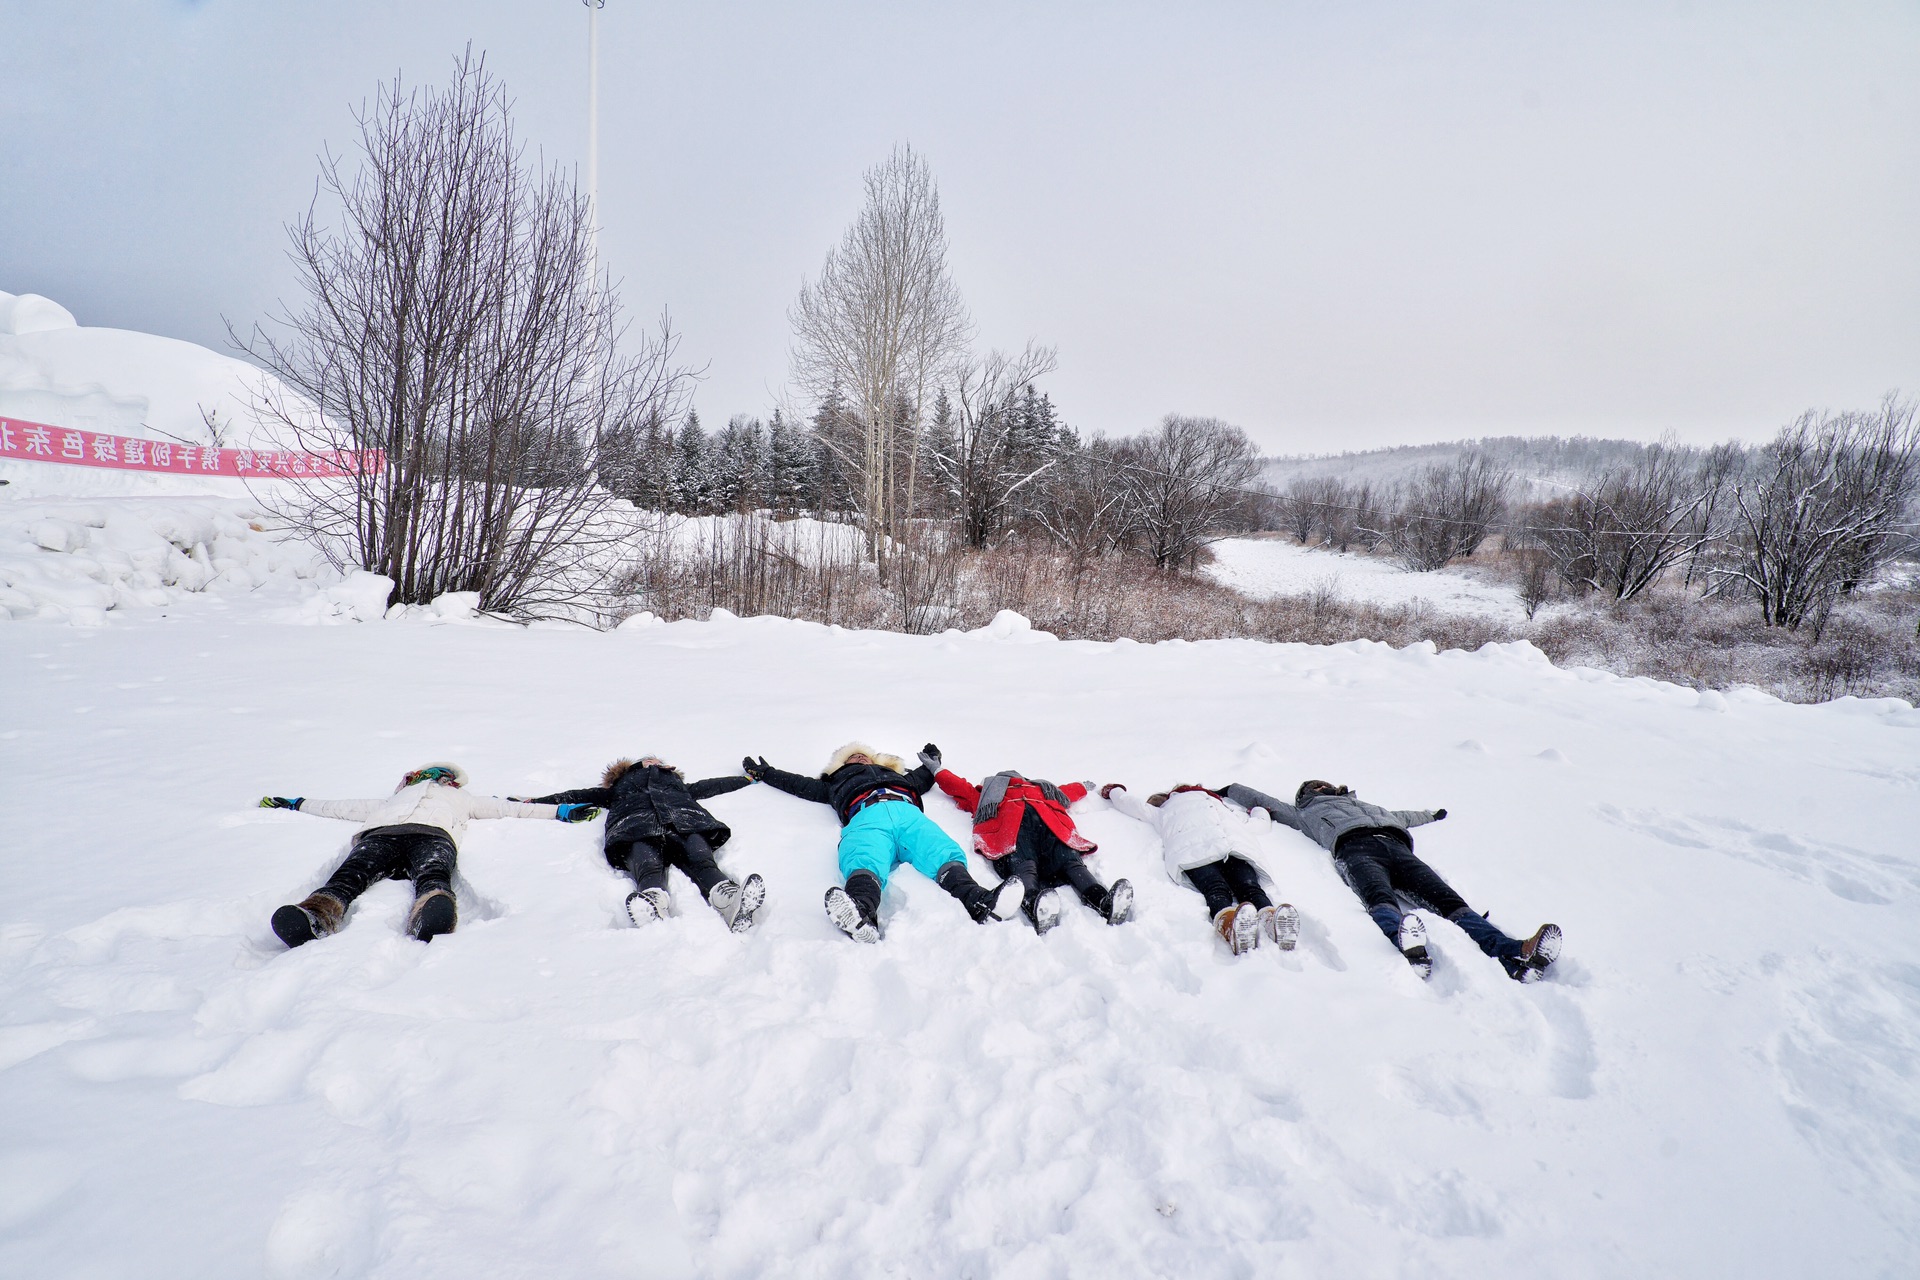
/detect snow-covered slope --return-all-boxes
[1206,535,1526,620]
[2,556,1916,1277]
[0,290,293,497]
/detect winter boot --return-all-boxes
[1259,903,1300,951]
[1213,903,1261,956]
[1398,913,1433,980]
[939,862,1023,924]
[1027,889,1063,936]
[824,871,882,944]
[408,888,457,942]
[1511,922,1562,981]
[271,891,346,949]
[709,874,766,934]
[625,887,674,928]
[1099,879,1135,925]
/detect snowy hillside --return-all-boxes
[1205,535,1526,621]
[3,528,1918,1278]
[0,290,293,498]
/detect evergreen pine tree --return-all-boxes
[671,410,711,513]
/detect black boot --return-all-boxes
[1098,879,1134,925]
[937,863,1022,923]
[824,870,883,943]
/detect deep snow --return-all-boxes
[3,535,1919,1277]
[1205,535,1526,621]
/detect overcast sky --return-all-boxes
[4,1,1916,454]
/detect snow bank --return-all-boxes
[0,289,304,497]
[2,574,1917,1277]
[1206,535,1526,620]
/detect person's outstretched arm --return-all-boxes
[1393,807,1446,828]
[1060,781,1094,806]
[901,744,942,796]
[1101,784,1156,827]
[462,795,572,821]
[266,796,384,822]
[934,769,981,814]
[743,757,830,804]
[518,786,612,807]
[690,775,753,801]
[1223,783,1301,830]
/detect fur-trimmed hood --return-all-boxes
[822,742,909,777]
[602,757,682,787]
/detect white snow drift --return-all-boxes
[2,560,1917,1278]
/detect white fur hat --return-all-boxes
[822,742,909,776]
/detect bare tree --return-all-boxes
[789,145,972,577]
[1523,443,1719,600]
[238,51,689,618]
[1386,452,1512,571]
[1113,415,1264,571]
[931,343,1061,547]
[1032,433,1134,569]
[1722,398,1919,635]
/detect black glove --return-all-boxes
[742,756,768,782]
[259,796,303,810]
[1433,808,1448,821]
[917,743,942,772]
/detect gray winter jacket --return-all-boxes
[1223,783,1441,854]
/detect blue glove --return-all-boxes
[259,796,303,810]
[555,804,601,823]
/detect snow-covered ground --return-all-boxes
[4,514,1918,1277]
[1206,535,1527,620]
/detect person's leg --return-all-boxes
[1183,862,1236,917]
[1186,860,1259,954]
[273,832,401,946]
[617,840,671,895]
[1331,838,1405,942]
[400,831,461,941]
[1219,856,1273,910]
[666,831,729,899]
[895,806,1018,922]
[675,832,765,932]
[1377,839,1523,961]
[825,808,894,942]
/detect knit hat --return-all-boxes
[402,762,469,790]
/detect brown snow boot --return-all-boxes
[1213,903,1261,956]
[272,891,346,948]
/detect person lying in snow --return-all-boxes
[932,757,1132,934]
[742,741,1022,942]
[1099,782,1299,956]
[260,762,597,947]
[516,756,765,932]
[1223,778,1560,981]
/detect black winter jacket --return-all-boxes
[756,760,937,826]
[531,764,750,850]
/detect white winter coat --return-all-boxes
[1106,786,1268,881]
[299,782,559,847]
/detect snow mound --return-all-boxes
[0,497,346,624]
[0,289,307,497]
[0,291,78,335]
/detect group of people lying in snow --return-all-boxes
[260,742,1562,982]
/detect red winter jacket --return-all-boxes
[935,771,1097,859]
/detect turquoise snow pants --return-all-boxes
[837,801,965,887]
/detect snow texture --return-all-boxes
[1206,535,1527,620]
[4,523,1919,1277]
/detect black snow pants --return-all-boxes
[320,823,457,907]
[1333,831,1518,958]
[992,806,1107,917]
[1182,856,1272,918]
[610,831,728,900]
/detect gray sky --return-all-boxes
[4,1,1916,453]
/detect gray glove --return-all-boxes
[917,743,942,773]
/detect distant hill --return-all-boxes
[1260,436,1673,499]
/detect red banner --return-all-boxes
[0,416,380,478]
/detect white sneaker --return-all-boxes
[1398,913,1432,979]
[625,887,673,927]
[1260,903,1300,951]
